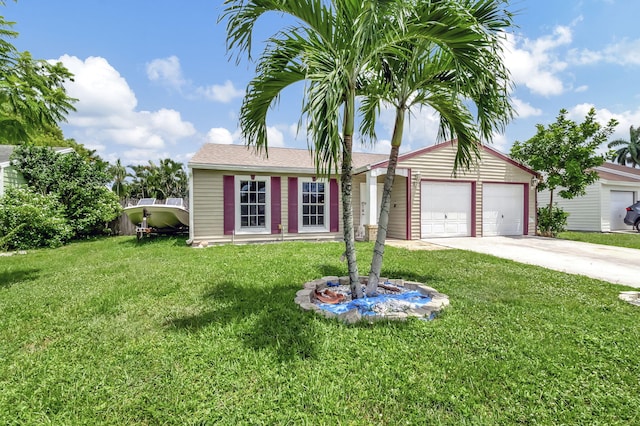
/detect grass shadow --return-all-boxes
[165,280,319,362]
[0,268,40,289]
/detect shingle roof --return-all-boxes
[598,162,640,177]
[189,143,388,172]
[594,162,640,183]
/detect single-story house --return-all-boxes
[187,141,538,246]
[538,162,640,232]
[0,145,74,197]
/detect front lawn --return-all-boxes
[558,230,640,250]
[1,237,639,424]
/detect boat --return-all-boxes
[123,198,189,230]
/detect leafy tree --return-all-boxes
[0,10,76,143]
[362,1,514,295]
[510,108,617,236]
[608,125,640,168]
[0,186,72,250]
[223,0,431,298]
[10,145,121,238]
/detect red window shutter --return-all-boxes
[271,176,281,234]
[330,178,339,232]
[223,175,235,235]
[288,177,298,234]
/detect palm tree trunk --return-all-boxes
[366,106,404,296]
[342,88,363,299]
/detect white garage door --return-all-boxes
[482,183,524,236]
[610,191,634,230]
[421,182,471,238]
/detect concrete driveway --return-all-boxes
[421,236,640,288]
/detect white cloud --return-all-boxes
[570,38,640,66]
[59,55,137,116]
[56,55,197,165]
[146,56,186,90]
[512,97,543,118]
[266,126,285,147]
[502,27,572,97]
[197,80,245,103]
[574,85,588,93]
[206,127,235,145]
[564,103,640,154]
[146,56,245,103]
[359,138,393,155]
[489,132,509,153]
[144,109,195,141]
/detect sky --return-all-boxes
[4,0,640,166]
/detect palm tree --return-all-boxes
[157,158,188,198]
[608,125,640,167]
[361,0,515,295]
[222,0,409,298]
[108,159,129,199]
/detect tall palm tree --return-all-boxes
[157,158,188,198]
[361,0,515,295]
[222,0,408,298]
[608,125,640,168]
[108,158,129,199]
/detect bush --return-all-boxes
[0,187,72,250]
[10,145,122,238]
[537,205,569,237]
[65,185,121,237]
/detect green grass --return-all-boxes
[558,231,640,249]
[1,237,639,424]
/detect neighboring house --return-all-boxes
[538,162,640,232]
[188,142,538,246]
[0,145,74,197]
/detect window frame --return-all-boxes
[234,175,271,235]
[298,177,329,233]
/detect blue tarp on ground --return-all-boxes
[316,290,432,316]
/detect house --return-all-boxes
[0,145,74,197]
[538,162,640,232]
[187,141,539,246]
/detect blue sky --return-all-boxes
[4,0,640,165]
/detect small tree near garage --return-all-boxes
[510,108,617,236]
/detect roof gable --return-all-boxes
[367,140,538,176]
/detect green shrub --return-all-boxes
[0,187,72,249]
[10,145,122,238]
[537,205,569,237]
[65,185,121,236]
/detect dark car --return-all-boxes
[624,201,640,231]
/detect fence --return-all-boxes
[108,198,138,236]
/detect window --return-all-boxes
[299,179,328,231]
[235,176,270,234]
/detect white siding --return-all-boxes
[538,184,601,231]
[539,183,640,232]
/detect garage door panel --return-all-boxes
[610,191,634,230]
[482,184,524,236]
[421,182,471,238]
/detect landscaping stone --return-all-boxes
[294,275,449,323]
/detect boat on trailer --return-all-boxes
[123,198,189,238]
